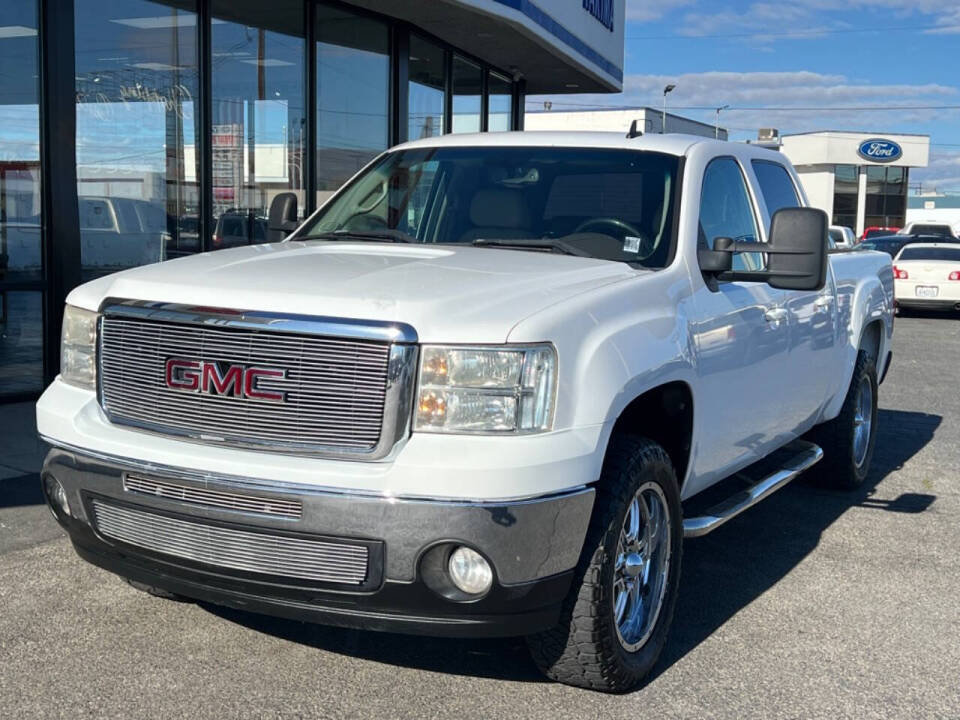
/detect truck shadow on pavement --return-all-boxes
[0,473,44,509]
[201,408,940,686]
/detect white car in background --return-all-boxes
[897,222,957,239]
[893,243,960,313]
[829,225,856,249]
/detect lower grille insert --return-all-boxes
[123,474,302,519]
[90,499,368,585]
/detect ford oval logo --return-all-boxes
[858,138,902,163]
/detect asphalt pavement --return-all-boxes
[1,314,958,719]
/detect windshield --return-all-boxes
[898,246,960,261]
[907,224,954,237]
[298,146,680,267]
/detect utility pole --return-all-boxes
[661,84,676,134]
[715,104,729,140]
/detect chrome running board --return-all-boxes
[683,440,823,538]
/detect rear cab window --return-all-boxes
[751,160,800,219]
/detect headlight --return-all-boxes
[415,344,556,434]
[61,305,99,390]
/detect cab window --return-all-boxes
[752,160,800,219]
[698,157,762,271]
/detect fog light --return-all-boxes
[448,546,493,595]
[43,474,71,518]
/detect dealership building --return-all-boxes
[776,130,930,237]
[0,0,625,400]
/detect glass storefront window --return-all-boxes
[408,36,445,141]
[316,5,389,207]
[0,1,42,287]
[452,56,482,134]
[0,1,43,395]
[831,164,858,230]
[864,165,908,229]
[487,71,513,132]
[75,0,200,279]
[211,0,305,249]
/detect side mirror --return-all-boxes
[698,207,828,292]
[765,207,829,291]
[268,192,299,242]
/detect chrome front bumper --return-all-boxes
[41,446,595,637]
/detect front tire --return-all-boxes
[526,436,682,692]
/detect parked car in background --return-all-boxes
[829,225,856,249]
[212,210,269,248]
[898,222,957,239]
[892,243,960,313]
[2,196,167,282]
[860,226,900,242]
[856,233,958,258]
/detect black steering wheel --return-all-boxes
[572,217,656,259]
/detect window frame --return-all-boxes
[698,155,767,272]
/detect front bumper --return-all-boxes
[42,447,595,638]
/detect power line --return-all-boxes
[625,23,960,40]
[527,101,960,113]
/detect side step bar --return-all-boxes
[683,440,824,538]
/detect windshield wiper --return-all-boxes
[472,237,593,258]
[297,229,417,243]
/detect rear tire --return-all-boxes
[526,435,682,692]
[809,350,878,490]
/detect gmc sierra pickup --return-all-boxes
[37,132,894,692]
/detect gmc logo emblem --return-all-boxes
[164,358,287,402]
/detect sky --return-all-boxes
[529,0,960,193]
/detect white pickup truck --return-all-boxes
[37,132,894,692]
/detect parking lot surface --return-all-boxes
[2,314,958,719]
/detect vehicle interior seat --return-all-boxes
[458,188,535,243]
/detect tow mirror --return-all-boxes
[698,207,829,291]
[268,192,299,242]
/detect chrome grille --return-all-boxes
[99,316,392,453]
[90,498,369,584]
[123,474,302,519]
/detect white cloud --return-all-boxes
[528,70,960,142]
[913,149,960,192]
[625,0,694,23]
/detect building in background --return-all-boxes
[777,131,930,237]
[525,106,728,139]
[906,193,960,232]
[0,0,625,400]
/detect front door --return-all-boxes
[686,156,792,495]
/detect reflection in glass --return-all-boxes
[211,0,305,249]
[316,5,388,207]
[0,1,42,284]
[75,0,200,279]
[0,292,43,394]
[487,72,512,132]
[452,56,482,134]
[408,36,445,141]
[832,164,859,230]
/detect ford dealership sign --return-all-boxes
[857,139,903,163]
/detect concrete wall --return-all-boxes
[794,165,836,222]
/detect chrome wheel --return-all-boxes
[852,376,873,468]
[612,481,671,652]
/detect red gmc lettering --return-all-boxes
[201,363,243,397]
[165,358,286,402]
[165,358,201,391]
[244,368,286,402]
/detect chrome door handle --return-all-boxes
[814,295,834,312]
[764,308,788,324]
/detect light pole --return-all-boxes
[715,104,729,139]
[661,84,676,134]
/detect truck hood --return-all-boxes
[68,241,640,343]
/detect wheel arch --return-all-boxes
[604,381,694,491]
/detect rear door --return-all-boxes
[751,160,839,430]
[688,156,791,493]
